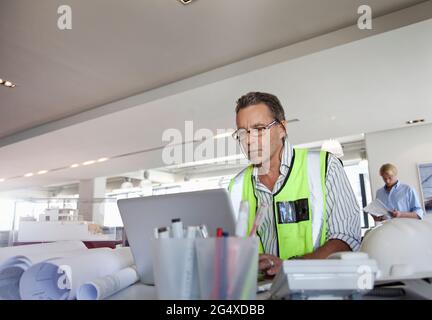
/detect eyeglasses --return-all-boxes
[232,119,279,141]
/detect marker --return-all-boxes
[186,226,197,239]
[157,227,169,239]
[212,227,223,298]
[198,225,209,238]
[153,227,159,239]
[171,218,184,238]
[216,228,223,238]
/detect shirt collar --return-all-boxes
[384,180,400,192]
[252,138,292,178]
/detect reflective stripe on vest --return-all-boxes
[308,151,325,250]
[229,148,328,259]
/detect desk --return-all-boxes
[107,283,425,300]
[107,283,157,300]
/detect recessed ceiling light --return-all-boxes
[70,163,79,168]
[97,157,108,162]
[37,170,48,175]
[178,0,194,5]
[286,118,300,123]
[83,160,95,166]
[406,119,425,125]
[213,131,234,140]
[24,173,34,177]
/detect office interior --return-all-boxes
[1,0,432,300]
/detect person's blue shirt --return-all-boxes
[376,181,424,219]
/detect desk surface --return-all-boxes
[107,283,157,300]
[107,283,424,300]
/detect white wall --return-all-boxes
[365,123,432,208]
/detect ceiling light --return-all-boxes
[286,118,300,123]
[97,157,108,162]
[70,164,79,168]
[321,139,344,158]
[213,131,235,140]
[0,178,5,182]
[0,78,16,88]
[83,160,95,166]
[406,119,425,125]
[37,170,48,175]
[121,179,134,189]
[178,0,194,4]
[24,173,34,177]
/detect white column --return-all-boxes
[78,177,107,225]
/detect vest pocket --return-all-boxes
[277,221,310,259]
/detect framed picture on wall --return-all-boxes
[418,162,432,215]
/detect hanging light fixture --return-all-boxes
[321,139,344,158]
[121,178,134,189]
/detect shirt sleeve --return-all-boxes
[325,154,362,251]
[409,187,424,219]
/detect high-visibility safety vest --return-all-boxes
[228,148,329,260]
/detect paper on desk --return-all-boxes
[0,256,31,300]
[76,266,139,300]
[19,247,134,300]
[0,240,87,264]
[0,241,88,300]
[363,199,392,219]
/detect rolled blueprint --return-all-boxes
[0,241,88,300]
[0,240,87,263]
[19,247,133,300]
[76,266,139,300]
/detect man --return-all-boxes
[228,92,361,277]
[375,163,423,221]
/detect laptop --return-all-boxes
[117,188,236,284]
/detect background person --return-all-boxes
[374,163,424,222]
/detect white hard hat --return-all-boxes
[360,217,432,281]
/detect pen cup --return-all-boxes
[151,238,200,299]
[195,237,259,300]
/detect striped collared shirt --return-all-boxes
[252,139,361,256]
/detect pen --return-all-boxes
[249,205,265,237]
[171,218,184,238]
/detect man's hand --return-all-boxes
[373,215,387,222]
[391,210,403,218]
[390,210,420,219]
[258,254,282,277]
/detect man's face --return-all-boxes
[235,103,286,166]
[381,172,397,188]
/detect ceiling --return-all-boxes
[0,0,427,138]
[0,1,432,193]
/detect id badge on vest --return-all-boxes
[276,199,309,224]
